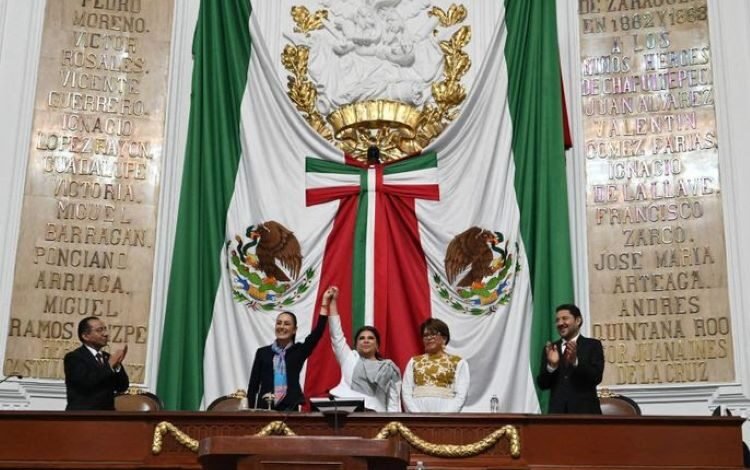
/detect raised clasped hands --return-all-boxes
[323,286,339,304]
[320,286,339,316]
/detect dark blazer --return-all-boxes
[64,345,129,411]
[536,335,604,414]
[247,315,328,411]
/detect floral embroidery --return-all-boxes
[413,353,462,388]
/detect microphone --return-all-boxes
[327,390,339,435]
[0,375,23,385]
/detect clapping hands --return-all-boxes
[108,344,128,369]
[544,341,559,368]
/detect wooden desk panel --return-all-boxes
[199,435,410,470]
[0,412,744,469]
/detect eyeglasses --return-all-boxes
[422,332,442,339]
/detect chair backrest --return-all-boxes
[206,390,247,411]
[114,389,163,412]
[598,389,641,416]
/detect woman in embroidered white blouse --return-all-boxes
[402,318,470,412]
[321,286,402,412]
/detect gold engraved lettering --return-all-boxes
[33,246,128,269]
[617,294,700,316]
[44,223,148,246]
[54,180,137,202]
[4,0,169,381]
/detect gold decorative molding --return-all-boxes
[151,419,520,458]
[255,420,297,437]
[374,421,521,458]
[151,420,297,454]
[597,388,618,398]
[152,421,199,454]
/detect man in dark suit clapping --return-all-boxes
[64,316,129,410]
[536,304,604,414]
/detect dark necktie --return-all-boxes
[95,352,104,366]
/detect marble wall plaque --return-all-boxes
[579,0,734,385]
[3,0,174,383]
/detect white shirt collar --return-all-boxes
[562,334,580,348]
[84,344,100,357]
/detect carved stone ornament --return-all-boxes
[283,1,471,162]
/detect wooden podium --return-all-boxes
[198,435,410,470]
[0,411,746,469]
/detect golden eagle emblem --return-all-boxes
[445,226,504,288]
[228,221,314,311]
[434,226,520,315]
[245,221,302,283]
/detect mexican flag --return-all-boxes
[157,0,573,412]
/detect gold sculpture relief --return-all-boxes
[327,100,424,161]
[283,3,472,162]
[421,24,471,139]
[281,45,332,140]
[291,6,328,34]
[429,4,468,27]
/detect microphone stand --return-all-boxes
[329,393,339,435]
[262,393,275,411]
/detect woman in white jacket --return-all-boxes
[321,286,401,412]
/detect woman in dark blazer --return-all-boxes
[247,309,328,410]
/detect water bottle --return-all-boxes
[489,394,499,413]
[415,461,426,470]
